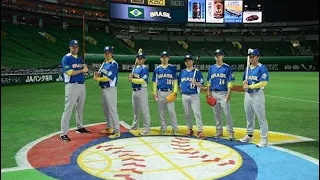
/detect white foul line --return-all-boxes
[265,95,319,104]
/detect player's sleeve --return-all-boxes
[259,65,269,82]
[227,66,235,83]
[197,71,204,86]
[152,68,157,82]
[140,67,149,84]
[62,56,73,75]
[106,63,118,80]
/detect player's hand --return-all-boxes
[225,93,231,101]
[243,84,250,89]
[191,79,196,85]
[94,72,100,76]
[153,94,158,101]
[93,75,98,81]
[82,66,89,73]
[243,80,248,85]
[128,74,133,82]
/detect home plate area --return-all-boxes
[26,123,318,180]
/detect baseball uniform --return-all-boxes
[60,40,90,141]
[95,46,121,139]
[240,49,269,147]
[207,49,235,139]
[178,54,205,138]
[152,51,178,134]
[130,53,151,135]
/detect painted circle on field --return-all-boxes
[77,136,242,180]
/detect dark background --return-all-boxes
[244,0,319,22]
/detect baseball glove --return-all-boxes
[206,95,217,106]
[166,92,177,103]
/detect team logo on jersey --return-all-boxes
[248,75,258,81]
[262,73,267,79]
[72,64,83,68]
[128,7,144,19]
[211,73,227,79]
[157,73,173,79]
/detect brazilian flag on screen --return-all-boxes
[128,7,144,19]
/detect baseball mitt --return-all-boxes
[166,92,177,103]
[206,95,217,106]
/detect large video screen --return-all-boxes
[206,0,224,23]
[224,0,243,23]
[110,3,187,23]
[188,0,206,22]
[243,11,262,23]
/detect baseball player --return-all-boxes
[240,49,269,148]
[152,51,179,135]
[206,49,235,140]
[60,39,91,142]
[128,52,151,135]
[93,46,121,139]
[178,54,205,139]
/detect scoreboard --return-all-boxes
[110,0,262,24]
[111,0,185,7]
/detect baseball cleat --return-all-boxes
[139,131,151,136]
[185,129,194,137]
[240,135,253,143]
[76,128,91,134]
[213,132,223,138]
[256,140,268,148]
[108,132,121,139]
[197,131,206,139]
[172,130,179,136]
[228,134,235,141]
[100,128,113,134]
[60,135,71,142]
[129,126,138,130]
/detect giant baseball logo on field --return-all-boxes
[7,122,319,180]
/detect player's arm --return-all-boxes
[63,57,85,76]
[152,69,157,95]
[131,68,148,85]
[227,66,235,94]
[96,64,116,82]
[172,68,178,94]
[249,65,269,89]
[195,71,204,87]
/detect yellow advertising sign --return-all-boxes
[148,0,165,6]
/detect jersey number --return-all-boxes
[219,79,225,85]
[167,79,172,85]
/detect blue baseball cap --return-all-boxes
[184,54,193,61]
[104,46,113,53]
[136,52,146,59]
[160,51,169,57]
[214,49,224,55]
[248,49,260,56]
[69,40,79,46]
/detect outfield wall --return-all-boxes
[85,54,317,72]
[1,72,94,86]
